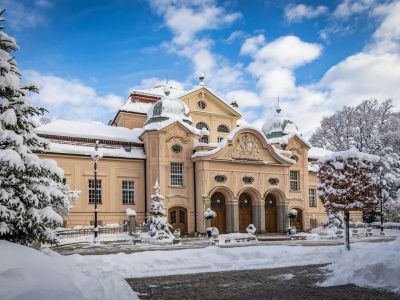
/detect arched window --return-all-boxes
[217,124,230,133]
[196,122,209,130]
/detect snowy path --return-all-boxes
[127,264,400,300]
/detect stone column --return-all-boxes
[277,204,289,233]
[128,215,136,236]
[226,202,239,233]
[252,204,265,233]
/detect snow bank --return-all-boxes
[0,241,136,300]
[321,238,400,294]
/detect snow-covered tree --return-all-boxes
[317,148,378,250]
[146,180,173,241]
[0,11,69,246]
[377,148,400,223]
[310,99,399,155]
[323,211,344,230]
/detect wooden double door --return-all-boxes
[265,194,278,233]
[239,193,253,232]
[169,207,188,233]
[211,192,226,234]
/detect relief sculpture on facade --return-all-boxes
[166,126,191,144]
[232,133,262,161]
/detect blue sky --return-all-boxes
[3,0,400,137]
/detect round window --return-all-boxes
[197,101,206,109]
[242,176,254,184]
[268,178,279,185]
[214,175,227,183]
[171,144,182,153]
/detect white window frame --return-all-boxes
[122,180,135,204]
[88,179,102,204]
[309,188,317,207]
[170,162,184,187]
[290,170,299,191]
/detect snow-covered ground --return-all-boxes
[1,239,399,299]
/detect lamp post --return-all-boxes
[91,140,102,240]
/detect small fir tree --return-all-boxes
[317,148,378,250]
[0,10,69,246]
[146,180,173,241]
[323,211,344,230]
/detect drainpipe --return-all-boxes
[193,161,197,233]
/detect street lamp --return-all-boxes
[91,140,103,240]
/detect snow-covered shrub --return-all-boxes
[0,15,70,246]
[146,181,173,241]
[204,208,217,220]
[288,209,298,218]
[246,224,256,235]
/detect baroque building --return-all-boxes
[36,77,361,233]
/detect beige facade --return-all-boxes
[37,84,361,233]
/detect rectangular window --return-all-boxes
[217,137,224,143]
[310,218,318,229]
[309,188,317,207]
[290,171,299,191]
[122,180,135,204]
[170,162,184,186]
[88,179,102,204]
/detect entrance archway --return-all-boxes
[239,193,253,232]
[265,194,278,233]
[169,206,188,233]
[211,192,226,233]
[290,208,303,231]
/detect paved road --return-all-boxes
[126,264,400,300]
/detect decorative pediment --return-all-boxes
[165,125,191,144]
[231,133,262,161]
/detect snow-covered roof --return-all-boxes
[36,120,143,144]
[130,84,241,117]
[192,125,295,164]
[119,99,154,114]
[132,85,186,99]
[46,143,146,159]
[308,162,319,173]
[142,116,200,135]
[262,105,299,138]
[308,147,333,160]
[268,132,312,148]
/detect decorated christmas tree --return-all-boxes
[146,180,173,241]
[0,10,70,246]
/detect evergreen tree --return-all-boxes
[0,10,69,246]
[146,180,173,241]
[318,148,378,250]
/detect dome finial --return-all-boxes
[198,71,205,86]
[276,97,282,114]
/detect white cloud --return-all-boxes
[24,70,124,122]
[225,89,263,108]
[133,77,185,90]
[1,0,49,30]
[149,0,243,93]
[241,34,322,101]
[240,34,265,55]
[333,0,376,19]
[284,3,328,23]
[225,30,246,43]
